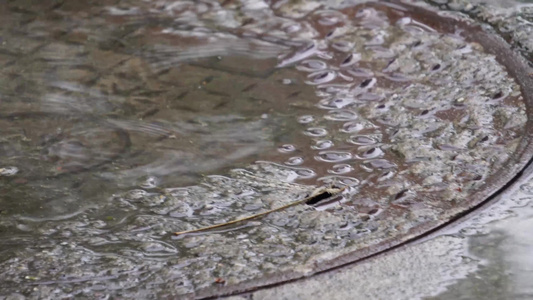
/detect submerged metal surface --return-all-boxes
[227,161,533,300]
[0,0,532,299]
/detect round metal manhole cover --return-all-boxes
[1,1,532,299]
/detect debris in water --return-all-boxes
[173,185,347,236]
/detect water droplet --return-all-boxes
[396,17,435,33]
[304,127,328,137]
[382,73,411,82]
[285,157,304,166]
[337,72,354,82]
[364,159,396,169]
[315,151,352,162]
[298,115,315,124]
[307,70,336,85]
[340,53,361,68]
[311,140,334,150]
[278,42,318,68]
[324,109,358,121]
[356,147,384,159]
[331,41,354,52]
[278,144,296,153]
[297,59,328,72]
[359,78,376,88]
[318,175,359,186]
[340,122,364,133]
[329,164,354,174]
[318,98,354,109]
[360,164,374,172]
[294,168,316,179]
[358,93,383,101]
[348,135,379,145]
[347,67,374,78]
[317,52,333,60]
[378,170,395,181]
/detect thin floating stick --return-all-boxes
[174,185,348,236]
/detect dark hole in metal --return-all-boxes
[368,208,379,215]
[360,78,373,87]
[366,148,376,154]
[316,72,329,79]
[342,54,353,65]
[305,190,336,205]
[394,189,408,200]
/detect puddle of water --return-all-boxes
[0,0,321,221]
[0,0,531,299]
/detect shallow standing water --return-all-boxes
[0,0,532,299]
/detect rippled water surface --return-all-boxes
[0,0,530,298]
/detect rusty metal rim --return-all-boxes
[191,1,533,299]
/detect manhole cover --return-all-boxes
[1,1,532,299]
[163,2,533,298]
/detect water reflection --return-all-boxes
[0,0,321,221]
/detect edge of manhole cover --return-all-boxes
[192,2,533,299]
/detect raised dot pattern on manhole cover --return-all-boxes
[1,1,532,299]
